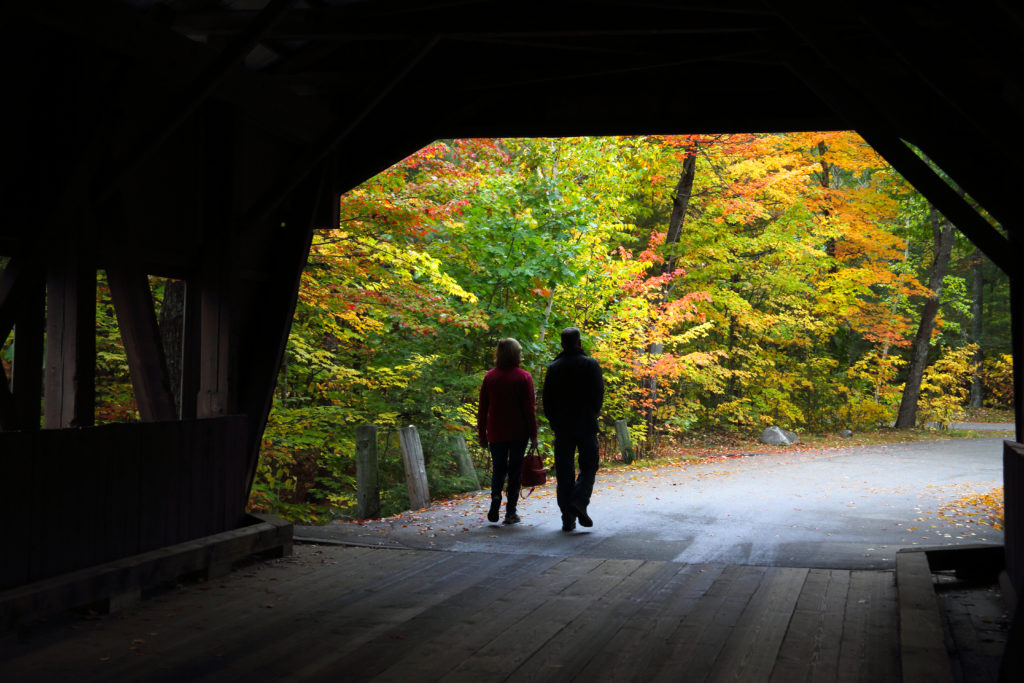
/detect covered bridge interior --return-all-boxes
[2,0,1024,674]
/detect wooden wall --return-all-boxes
[1006,441,1024,594]
[0,416,249,591]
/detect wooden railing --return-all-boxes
[0,416,249,590]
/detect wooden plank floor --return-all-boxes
[0,545,902,682]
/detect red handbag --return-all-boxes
[520,445,547,490]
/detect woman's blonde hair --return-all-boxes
[494,338,523,369]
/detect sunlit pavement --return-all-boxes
[297,437,1007,569]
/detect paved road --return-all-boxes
[297,437,1006,570]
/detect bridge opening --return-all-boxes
[245,133,1011,532]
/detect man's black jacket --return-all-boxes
[542,349,604,434]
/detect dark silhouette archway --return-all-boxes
[1,3,1022,649]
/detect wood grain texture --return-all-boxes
[0,547,932,682]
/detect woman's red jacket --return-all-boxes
[477,367,539,444]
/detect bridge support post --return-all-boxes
[399,425,431,510]
[615,419,635,464]
[44,259,96,429]
[356,424,381,519]
[451,434,481,490]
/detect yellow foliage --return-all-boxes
[918,345,976,427]
[937,486,1003,530]
[981,353,1013,409]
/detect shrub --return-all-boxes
[918,345,975,428]
[981,353,1013,409]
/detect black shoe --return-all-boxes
[503,512,520,525]
[561,514,576,532]
[487,497,501,523]
[572,502,593,527]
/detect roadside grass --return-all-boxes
[602,424,1014,472]
[960,406,1014,423]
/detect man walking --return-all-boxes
[543,327,604,531]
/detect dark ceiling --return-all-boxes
[3,0,1021,271]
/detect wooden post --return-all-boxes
[1008,269,1024,611]
[196,277,234,418]
[44,260,96,429]
[398,425,430,510]
[157,278,186,416]
[355,425,381,519]
[1005,442,1024,595]
[12,268,44,430]
[615,419,635,464]
[450,434,481,490]
[0,373,15,430]
[1012,271,1024,444]
[0,260,20,430]
[196,102,237,420]
[178,279,202,420]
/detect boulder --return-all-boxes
[840,429,853,438]
[760,426,798,446]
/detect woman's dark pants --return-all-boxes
[489,440,528,510]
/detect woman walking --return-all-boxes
[477,338,539,524]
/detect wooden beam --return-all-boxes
[167,3,779,38]
[44,262,96,429]
[896,551,955,683]
[107,268,176,422]
[856,131,1015,276]
[237,163,330,495]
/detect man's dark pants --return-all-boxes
[553,428,600,515]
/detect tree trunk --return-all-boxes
[817,141,837,263]
[644,146,698,444]
[969,255,984,407]
[663,149,698,275]
[537,286,557,346]
[894,206,956,428]
[537,140,562,348]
